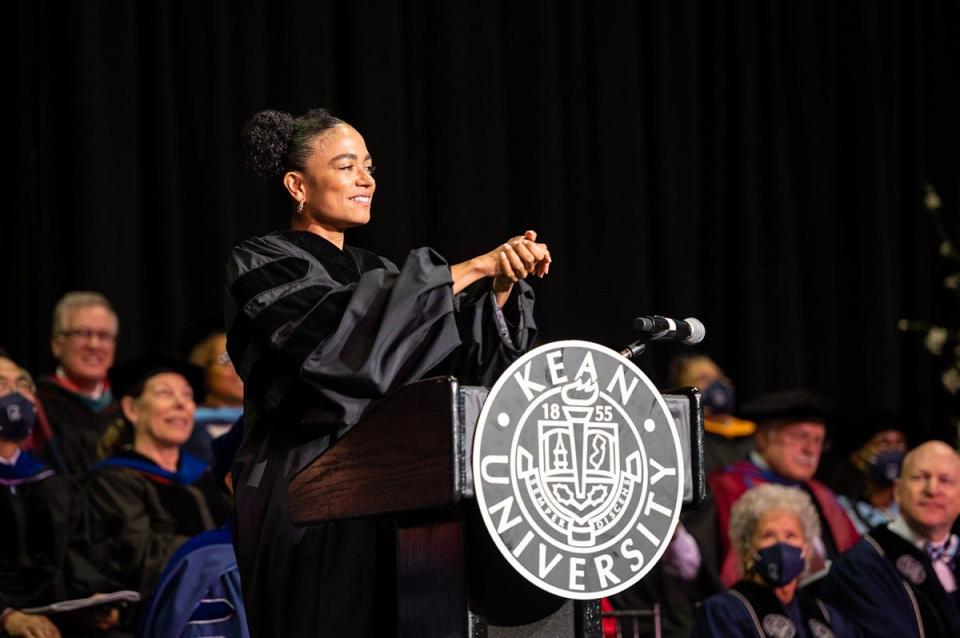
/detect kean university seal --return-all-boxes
[473,340,684,599]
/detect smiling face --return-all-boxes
[896,441,960,542]
[122,372,196,450]
[51,304,118,387]
[287,124,375,233]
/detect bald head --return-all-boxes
[896,441,960,542]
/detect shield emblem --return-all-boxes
[535,405,621,546]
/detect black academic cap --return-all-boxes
[832,408,907,454]
[108,351,205,403]
[740,389,836,426]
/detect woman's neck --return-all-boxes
[134,439,180,472]
[290,217,344,249]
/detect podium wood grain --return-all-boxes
[288,377,461,525]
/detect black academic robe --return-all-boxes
[822,524,960,638]
[71,449,231,605]
[225,230,536,638]
[691,580,856,638]
[0,451,69,609]
[35,378,121,481]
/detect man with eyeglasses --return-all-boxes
[35,291,122,479]
[709,390,860,587]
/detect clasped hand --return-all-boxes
[486,230,552,293]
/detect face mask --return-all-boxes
[702,379,736,415]
[0,392,36,441]
[868,450,905,485]
[751,542,806,586]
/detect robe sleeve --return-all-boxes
[228,239,528,428]
[72,470,188,597]
[434,278,536,386]
[820,544,922,638]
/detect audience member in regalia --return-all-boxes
[668,353,756,476]
[0,356,122,636]
[0,356,70,613]
[691,484,856,638]
[35,292,122,480]
[71,353,231,627]
[137,419,247,638]
[709,390,859,586]
[822,440,960,637]
[821,410,907,534]
[180,328,244,465]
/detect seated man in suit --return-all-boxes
[710,390,859,586]
[822,440,960,637]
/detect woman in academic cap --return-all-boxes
[691,484,856,638]
[71,353,232,615]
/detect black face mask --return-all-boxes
[0,392,36,441]
[702,379,736,415]
[868,450,905,486]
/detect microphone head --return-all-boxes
[682,317,706,345]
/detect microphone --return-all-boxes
[632,315,706,345]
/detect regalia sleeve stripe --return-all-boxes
[230,256,309,309]
[279,287,355,366]
[251,283,338,344]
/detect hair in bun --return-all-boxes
[241,108,346,180]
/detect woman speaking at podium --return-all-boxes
[225,108,550,637]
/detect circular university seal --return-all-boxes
[472,340,685,599]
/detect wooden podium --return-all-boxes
[288,377,602,638]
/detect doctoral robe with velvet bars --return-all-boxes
[225,229,536,637]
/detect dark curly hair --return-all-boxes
[241,108,347,180]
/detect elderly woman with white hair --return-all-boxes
[691,484,856,637]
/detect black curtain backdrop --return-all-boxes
[8,1,960,440]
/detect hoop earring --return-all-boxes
[297,200,304,216]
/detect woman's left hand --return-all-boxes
[492,230,551,294]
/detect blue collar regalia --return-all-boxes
[0,450,55,486]
[94,450,208,485]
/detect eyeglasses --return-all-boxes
[58,329,118,343]
[0,376,36,395]
[210,351,232,367]
[778,428,827,449]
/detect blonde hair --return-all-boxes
[97,418,133,460]
[188,332,225,368]
[52,291,117,336]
